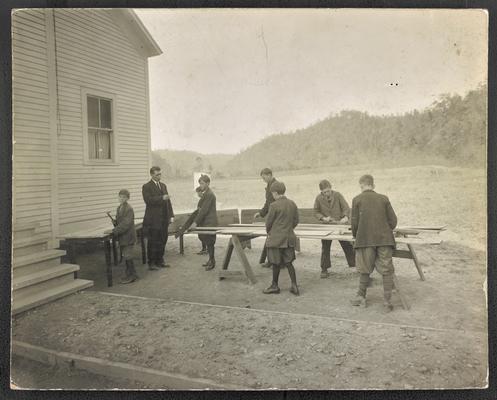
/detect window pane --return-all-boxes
[87,96,99,127]
[88,129,98,159]
[100,99,112,129]
[98,131,111,159]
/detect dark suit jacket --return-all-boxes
[265,196,299,248]
[259,177,278,218]
[313,191,351,221]
[113,202,137,246]
[351,190,397,248]
[195,187,218,227]
[142,180,174,231]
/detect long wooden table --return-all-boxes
[188,224,444,284]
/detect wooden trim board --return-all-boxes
[12,340,240,390]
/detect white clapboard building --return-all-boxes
[12,9,161,313]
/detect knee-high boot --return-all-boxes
[263,265,281,294]
[205,244,215,270]
[286,263,299,296]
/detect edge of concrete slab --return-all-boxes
[11,340,241,390]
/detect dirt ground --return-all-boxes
[11,166,487,390]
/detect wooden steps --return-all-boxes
[12,223,93,315]
[12,280,93,315]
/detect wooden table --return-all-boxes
[189,225,444,283]
[58,222,146,287]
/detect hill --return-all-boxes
[223,85,486,176]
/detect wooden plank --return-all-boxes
[392,250,413,259]
[407,244,425,281]
[12,340,238,390]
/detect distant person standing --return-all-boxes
[195,186,208,255]
[253,168,278,268]
[142,166,174,270]
[314,179,356,278]
[350,174,398,312]
[190,175,218,270]
[262,181,300,296]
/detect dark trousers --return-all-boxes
[147,226,168,265]
[199,234,216,261]
[321,240,355,270]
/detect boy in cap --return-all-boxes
[190,175,218,270]
[112,189,138,284]
[263,181,300,296]
[314,179,356,278]
[350,175,397,312]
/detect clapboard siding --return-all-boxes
[12,9,53,242]
[54,9,150,231]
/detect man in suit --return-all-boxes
[314,179,356,278]
[142,166,174,270]
[350,174,398,312]
[190,175,218,270]
[253,168,278,268]
[263,181,300,296]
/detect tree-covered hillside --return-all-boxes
[223,85,486,176]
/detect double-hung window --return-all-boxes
[82,89,117,164]
[87,96,112,160]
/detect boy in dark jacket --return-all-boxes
[263,181,300,296]
[313,179,356,278]
[350,175,397,311]
[195,186,208,255]
[254,168,278,268]
[190,175,218,270]
[113,189,138,284]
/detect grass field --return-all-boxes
[167,165,486,250]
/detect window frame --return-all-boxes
[81,88,119,166]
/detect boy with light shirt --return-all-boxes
[313,179,356,278]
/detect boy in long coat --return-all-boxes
[313,179,356,278]
[142,166,174,270]
[263,181,300,296]
[350,174,398,311]
[113,189,138,284]
[190,175,218,270]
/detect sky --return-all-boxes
[135,9,488,155]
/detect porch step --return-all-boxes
[12,279,93,315]
[12,264,79,291]
[13,249,67,269]
[13,236,48,257]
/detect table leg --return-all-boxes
[140,229,146,265]
[112,236,119,266]
[232,235,257,284]
[180,234,184,255]
[222,238,234,270]
[104,239,113,287]
[407,244,425,281]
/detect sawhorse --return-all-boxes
[218,234,258,284]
